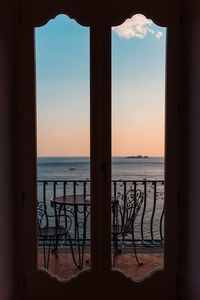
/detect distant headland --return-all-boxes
[125,155,149,159]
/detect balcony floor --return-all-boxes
[38,251,163,281]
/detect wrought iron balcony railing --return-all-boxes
[37,180,164,248]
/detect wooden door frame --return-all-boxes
[18,0,181,299]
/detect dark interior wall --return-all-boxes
[181,0,200,299]
[0,1,19,299]
[1,0,200,299]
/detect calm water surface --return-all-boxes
[37,156,164,180]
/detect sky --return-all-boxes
[35,14,166,157]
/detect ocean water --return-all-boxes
[37,156,164,181]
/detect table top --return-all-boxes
[51,195,117,205]
[51,195,90,205]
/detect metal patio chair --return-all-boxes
[37,201,72,269]
[112,189,144,267]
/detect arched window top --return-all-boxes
[24,0,173,28]
[109,0,173,27]
[28,0,94,28]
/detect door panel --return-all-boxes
[111,14,166,280]
[20,1,178,299]
[35,14,91,280]
[21,5,97,299]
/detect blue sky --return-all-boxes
[35,14,166,156]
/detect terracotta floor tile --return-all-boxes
[38,251,163,281]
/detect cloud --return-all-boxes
[155,31,163,39]
[112,14,163,40]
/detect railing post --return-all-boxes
[83,181,86,199]
[63,181,66,197]
[150,181,157,243]
[159,181,165,242]
[53,181,58,228]
[73,181,76,197]
[122,181,127,229]
[114,181,117,199]
[43,181,48,226]
[141,181,147,244]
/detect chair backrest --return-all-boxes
[37,201,73,234]
[112,189,144,234]
[37,201,49,233]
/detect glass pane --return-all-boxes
[111,14,166,280]
[35,15,90,280]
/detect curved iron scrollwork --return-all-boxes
[112,189,144,266]
[37,200,73,269]
[49,199,91,269]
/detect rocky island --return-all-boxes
[125,155,149,159]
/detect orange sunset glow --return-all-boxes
[36,15,166,158]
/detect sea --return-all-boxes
[37,156,165,244]
[37,156,164,181]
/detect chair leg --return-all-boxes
[67,233,81,269]
[51,236,59,257]
[55,236,59,258]
[46,237,51,270]
[47,237,52,269]
[43,239,46,269]
[112,234,119,267]
[132,231,143,266]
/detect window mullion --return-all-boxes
[90,23,111,278]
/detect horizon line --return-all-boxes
[37,155,165,158]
